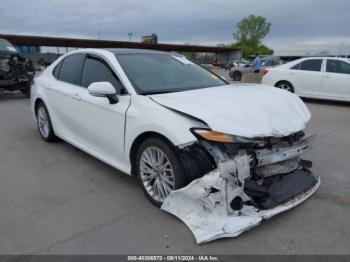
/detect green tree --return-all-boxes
[233,15,273,57]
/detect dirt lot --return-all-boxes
[0,92,349,255]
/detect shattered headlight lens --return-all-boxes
[191,128,267,145]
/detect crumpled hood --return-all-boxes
[149,84,311,138]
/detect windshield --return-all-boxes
[115,53,227,94]
[0,39,17,53]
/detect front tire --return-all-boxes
[36,102,57,142]
[136,137,187,207]
[20,84,31,98]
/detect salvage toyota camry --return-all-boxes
[31,49,320,243]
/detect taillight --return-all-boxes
[263,69,269,76]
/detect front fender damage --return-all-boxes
[161,136,320,244]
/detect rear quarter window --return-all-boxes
[291,63,301,70]
[52,62,62,79]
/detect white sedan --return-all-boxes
[31,49,319,242]
[262,57,350,102]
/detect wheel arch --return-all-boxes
[33,98,57,132]
[34,98,44,116]
[129,131,178,176]
[275,80,296,93]
[232,70,242,76]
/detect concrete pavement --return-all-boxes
[0,93,349,254]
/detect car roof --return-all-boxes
[106,48,170,55]
[277,56,350,69]
[300,57,349,61]
[53,48,174,65]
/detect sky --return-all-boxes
[1,0,350,53]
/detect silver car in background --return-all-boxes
[229,56,284,81]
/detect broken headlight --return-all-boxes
[191,128,267,146]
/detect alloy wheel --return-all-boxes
[37,107,50,138]
[139,146,175,203]
[278,83,292,92]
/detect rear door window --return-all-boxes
[299,59,322,72]
[57,54,84,85]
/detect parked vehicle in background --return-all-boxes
[229,56,283,81]
[201,63,214,70]
[211,59,226,68]
[262,57,350,102]
[227,58,251,71]
[0,38,35,97]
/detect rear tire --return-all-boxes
[232,71,242,81]
[136,137,187,207]
[36,102,57,142]
[21,88,30,98]
[20,83,31,98]
[275,81,294,93]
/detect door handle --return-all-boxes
[323,75,332,79]
[72,93,82,101]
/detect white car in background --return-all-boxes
[31,48,319,242]
[262,57,350,102]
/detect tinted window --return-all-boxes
[291,63,301,70]
[299,59,322,72]
[53,62,62,79]
[58,54,84,84]
[116,53,226,95]
[81,56,123,93]
[326,59,350,74]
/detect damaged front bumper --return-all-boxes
[161,134,320,244]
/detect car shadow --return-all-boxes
[302,97,350,107]
[0,91,28,101]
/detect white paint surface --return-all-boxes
[150,84,311,138]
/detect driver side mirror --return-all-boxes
[88,82,119,104]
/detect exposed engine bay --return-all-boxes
[162,131,320,244]
[0,39,35,96]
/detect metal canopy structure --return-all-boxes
[0,33,240,53]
